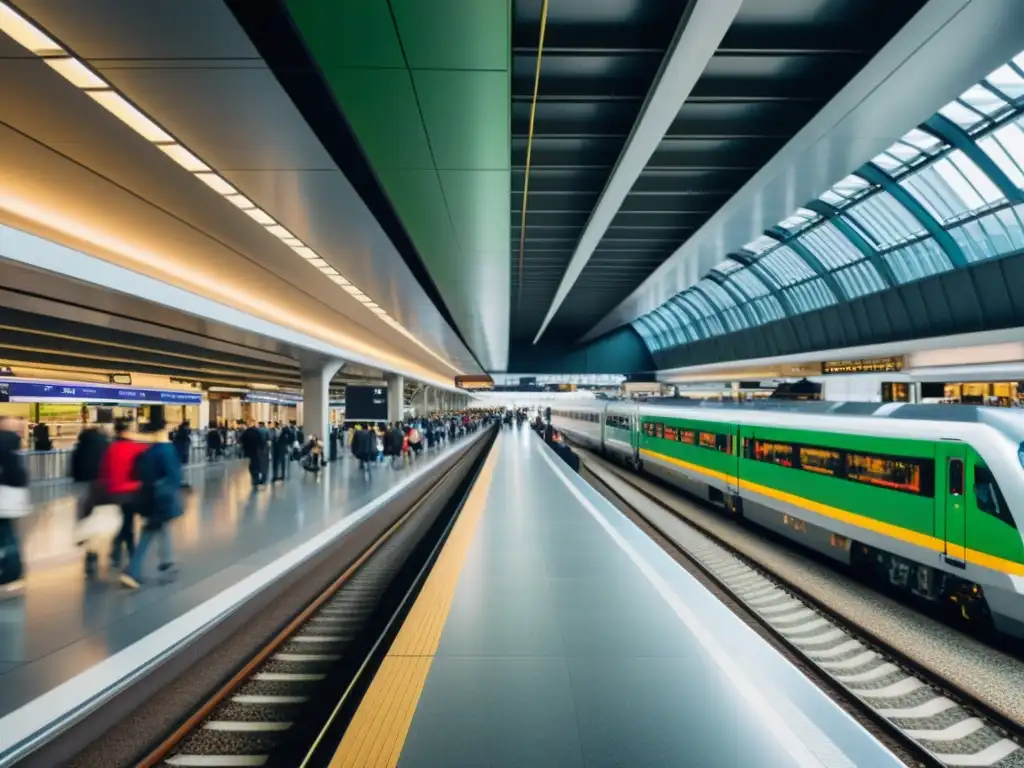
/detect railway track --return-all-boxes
[122,437,492,768]
[577,446,1023,768]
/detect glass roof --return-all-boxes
[634,48,1024,354]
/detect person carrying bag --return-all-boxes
[120,409,183,590]
[0,417,30,596]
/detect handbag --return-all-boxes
[0,485,30,519]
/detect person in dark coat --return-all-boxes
[353,425,374,472]
[0,417,28,595]
[239,422,265,488]
[272,421,293,483]
[32,421,52,451]
[71,425,110,575]
[120,408,183,589]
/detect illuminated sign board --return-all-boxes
[0,379,201,404]
[821,357,903,375]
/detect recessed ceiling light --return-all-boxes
[225,194,255,210]
[328,275,351,286]
[266,224,292,239]
[88,90,173,143]
[45,56,106,89]
[318,266,337,274]
[194,172,237,196]
[307,258,328,268]
[282,237,302,247]
[341,285,362,296]
[244,207,276,226]
[0,3,60,54]
[354,294,373,304]
[290,246,317,259]
[157,143,210,173]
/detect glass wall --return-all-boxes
[634,51,1024,353]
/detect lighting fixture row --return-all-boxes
[0,1,461,375]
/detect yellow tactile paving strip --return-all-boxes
[328,442,501,768]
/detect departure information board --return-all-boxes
[345,386,388,421]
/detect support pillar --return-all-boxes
[386,373,404,424]
[301,359,343,441]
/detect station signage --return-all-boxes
[821,357,904,375]
[243,392,303,404]
[0,379,202,404]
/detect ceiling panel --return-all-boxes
[289,0,510,371]
[540,0,931,343]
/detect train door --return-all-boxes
[726,425,740,495]
[936,442,968,567]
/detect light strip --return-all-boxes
[0,0,461,375]
[530,0,743,344]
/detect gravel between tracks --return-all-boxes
[584,452,1024,731]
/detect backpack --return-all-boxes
[133,445,181,521]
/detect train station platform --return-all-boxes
[330,428,904,768]
[0,432,486,763]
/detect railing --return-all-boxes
[20,442,225,484]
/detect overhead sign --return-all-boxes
[243,392,302,404]
[0,379,202,404]
[345,386,387,421]
[455,374,493,390]
[821,357,903,375]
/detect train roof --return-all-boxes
[639,399,1024,444]
[552,397,1024,444]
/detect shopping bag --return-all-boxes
[74,504,122,547]
[0,486,30,519]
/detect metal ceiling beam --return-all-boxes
[923,114,1024,204]
[804,199,898,285]
[856,164,968,267]
[584,0,1023,343]
[529,0,743,344]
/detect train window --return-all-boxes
[974,464,1016,528]
[664,425,679,441]
[742,437,753,459]
[643,421,654,437]
[753,440,795,467]
[846,452,930,496]
[949,459,964,496]
[698,432,717,450]
[655,423,664,439]
[800,446,843,477]
[679,430,696,445]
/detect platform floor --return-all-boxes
[0,439,469,722]
[331,428,904,768]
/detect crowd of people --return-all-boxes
[0,407,495,597]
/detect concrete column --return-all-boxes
[302,360,343,440]
[386,373,404,423]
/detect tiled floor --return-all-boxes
[0,443,461,719]
[394,429,905,768]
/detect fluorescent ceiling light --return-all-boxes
[194,172,237,196]
[87,90,173,143]
[44,57,106,89]
[354,294,373,304]
[328,275,351,286]
[0,2,60,54]
[317,266,336,275]
[341,285,362,296]
[290,245,317,259]
[281,237,302,247]
[244,207,276,226]
[307,258,328,268]
[370,307,387,315]
[266,224,292,239]
[157,143,210,173]
[364,303,379,310]
[224,194,255,210]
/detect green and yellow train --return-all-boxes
[550,400,1024,638]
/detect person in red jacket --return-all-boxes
[101,419,148,568]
